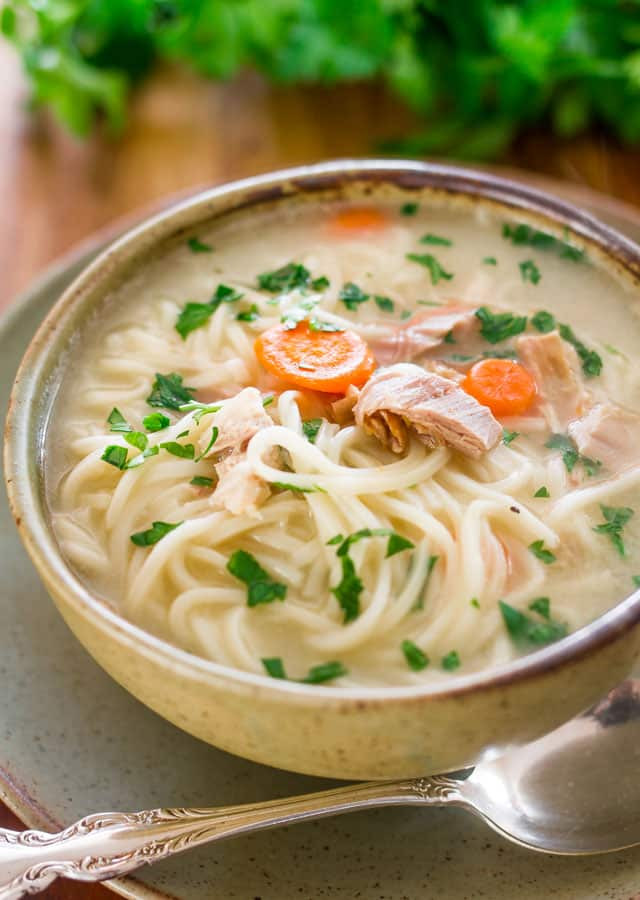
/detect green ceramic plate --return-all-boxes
[2,174,640,900]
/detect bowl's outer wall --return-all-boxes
[6,160,640,779]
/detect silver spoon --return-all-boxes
[1,679,639,899]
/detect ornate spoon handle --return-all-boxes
[0,776,463,898]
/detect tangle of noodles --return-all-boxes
[46,197,640,686]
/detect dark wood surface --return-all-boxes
[3,37,640,900]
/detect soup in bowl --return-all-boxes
[6,161,640,778]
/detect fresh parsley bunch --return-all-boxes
[3,0,640,156]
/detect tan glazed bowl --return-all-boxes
[6,160,640,780]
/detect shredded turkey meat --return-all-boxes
[516,331,586,431]
[197,387,273,514]
[354,363,502,458]
[370,305,479,366]
[568,402,640,474]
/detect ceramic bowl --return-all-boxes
[5,160,640,780]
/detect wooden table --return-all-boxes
[2,37,640,899]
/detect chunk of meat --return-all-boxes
[568,403,640,474]
[354,363,502,458]
[370,305,478,366]
[200,387,274,514]
[330,384,361,425]
[516,331,586,431]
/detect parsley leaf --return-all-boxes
[143,413,170,432]
[272,482,324,493]
[125,445,159,469]
[107,408,131,433]
[302,418,322,443]
[400,202,418,216]
[374,294,394,312]
[499,600,567,646]
[160,441,195,459]
[420,233,452,246]
[441,650,460,671]
[502,223,584,261]
[470,597,480,609]
[593,505,634,557]
[146,373,196,410]
[227,549,287,606]
[125,431,148,452]
[502,428,519,445]
[331,555,363,624]
[311,275,330,291]
[475,306,527,343]
[339,282,370,310]
[528,596,550,619]
[633,575,640,589]
[333,528,414,559]
[401,639,429,671]
[529,540,556,564]
[519,260,541,284]
[534,486,550,498]
[301,661,348,684]
[187,236,213,253]
[262,657,287,679]
[558,323,602,377]
[236,304,259,322]
[307,317,343,332]
[131,520,181,547]
[483,256,497,265]
[413,554,439,611]
[406,253,453,284]
[101,445,128,470]
[545,433,601,476]
[175,284,243,339]
[190,475,214,487]
[195,426,219,462]
[258,262,313,293]
[531,310,556,333]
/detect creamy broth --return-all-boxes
[46,194,640,687]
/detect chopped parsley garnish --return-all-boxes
[125,446,159,469]
[420,233,452,246]
[160,441,195,459]
[475,306,527,343]
[101,445,128,470]
[499,600,567,646]
[190,475,214,487]
[179,401,222,424]
[502,428,519,446]
[441,650,460,671]
[107,408,131,433]
[302,418,322,443]
[331,555,363,624]
[227,549,287,606]
[146,373,196,410]
[401,639,429,671]
[534,486,550,498]
[593,505,634,557]
[632,575,640,589]
[331,528,414,560]
[529,540,556,564]
[125,431,148,452]
[531,310,556,333]
[483,256,497,265]
[311,275,330,292]
[262,657,287,679]
[519,259,541,284]
[272,482,324,493]
[143,412,170,432]
[130,520,182,547]
[443,329,455,344]
[339,282,370,310]
[406,252,453,284]
[262,395,274,407]
[400,202,418,216]
[302,661,348,684]
[413,554,439,611]
[257,262,320,294]
[307,318,343,332]
[195,426,219,462]
[558,323,602,377]
[502,223,584,262]
[374,294,394,312]
[175,283,244,339]
[400,310,412,320]
[470,597,480,609]
[236,304,259,322]
[187,236,213,253]
[528,596,550,619]
[544,433,601,476]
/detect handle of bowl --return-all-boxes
[0,776,465,897]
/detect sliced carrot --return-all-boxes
[255,322,375,393]
[462,358,536,417]
[330,207,388,233]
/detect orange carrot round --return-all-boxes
[330,207,388,233]
[462,358,536,416]
[255,322,375,393]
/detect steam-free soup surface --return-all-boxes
[47,195,640,687]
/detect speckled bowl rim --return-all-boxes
[5,158,640,708]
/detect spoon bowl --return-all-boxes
[1,680,638,898]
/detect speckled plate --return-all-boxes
[3,174,640,900]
